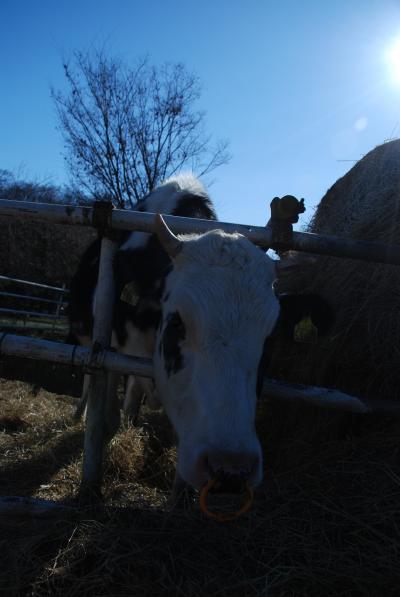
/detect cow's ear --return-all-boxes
[277,293,335,339]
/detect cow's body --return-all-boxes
[68,175,216,423]
[68,174,332,494]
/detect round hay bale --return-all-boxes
[272,139,400,403]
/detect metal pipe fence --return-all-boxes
[0,307,68,319]
[1,196,399,496]
[2,198,400,265]
[0,290,68,306]
[0,275,68,332]
[0,274,69,293]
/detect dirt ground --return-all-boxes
[1,377,400,596]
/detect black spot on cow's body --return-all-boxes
[114,237,172,300]
[173,193,217,221]
[255,294,335,397]
[132,305,162,332]
[113,302,136,346]
[67,180,216,354]
[162,312,186,377]
[67,238,102,336]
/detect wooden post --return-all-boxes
[80,228,118,498]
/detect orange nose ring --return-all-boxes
[199,478,254,522]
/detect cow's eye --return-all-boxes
[167,312,185,331]
[162,312,186,377]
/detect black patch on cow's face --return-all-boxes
[162,312,186,377]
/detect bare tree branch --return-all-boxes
[52,51,231,207]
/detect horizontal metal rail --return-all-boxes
[0,333,154,378]
[0,274,69,294]
[0,307,67,320]
[0,333,371,414]
[0,290,68,306]
[1,198,400,266]
[0,321,68,332]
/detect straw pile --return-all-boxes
[273,139,400,403]
[1,379,400,596]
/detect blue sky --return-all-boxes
[2,0,400,229]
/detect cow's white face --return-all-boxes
[153,226,280,490]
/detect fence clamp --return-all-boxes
[269,195,305,249]
[92,200,115,239]
[84,340,106,374]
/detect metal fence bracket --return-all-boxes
[270,195,305,249]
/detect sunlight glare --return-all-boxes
[385,38,400,85]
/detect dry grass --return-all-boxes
[1,378,400,596]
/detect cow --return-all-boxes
[67,175,217,429]
[67,174,332,496]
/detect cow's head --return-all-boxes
[153,215,280,491]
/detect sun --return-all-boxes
[385,38,400,85]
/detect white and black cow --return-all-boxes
[68,175,217,426]
[68,174,332,494]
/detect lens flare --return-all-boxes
[385,38,400,85]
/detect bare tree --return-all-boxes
[52,51,230,208]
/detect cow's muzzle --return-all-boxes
[201,449,261,492]
[207,471,248,495]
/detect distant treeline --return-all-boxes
[0,169,91,205]
[0,170,96,287]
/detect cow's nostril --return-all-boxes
[209,471,248,495]
[204,456,213,476]
[207,450,258,478]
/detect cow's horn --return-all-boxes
[154,214,183,258]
